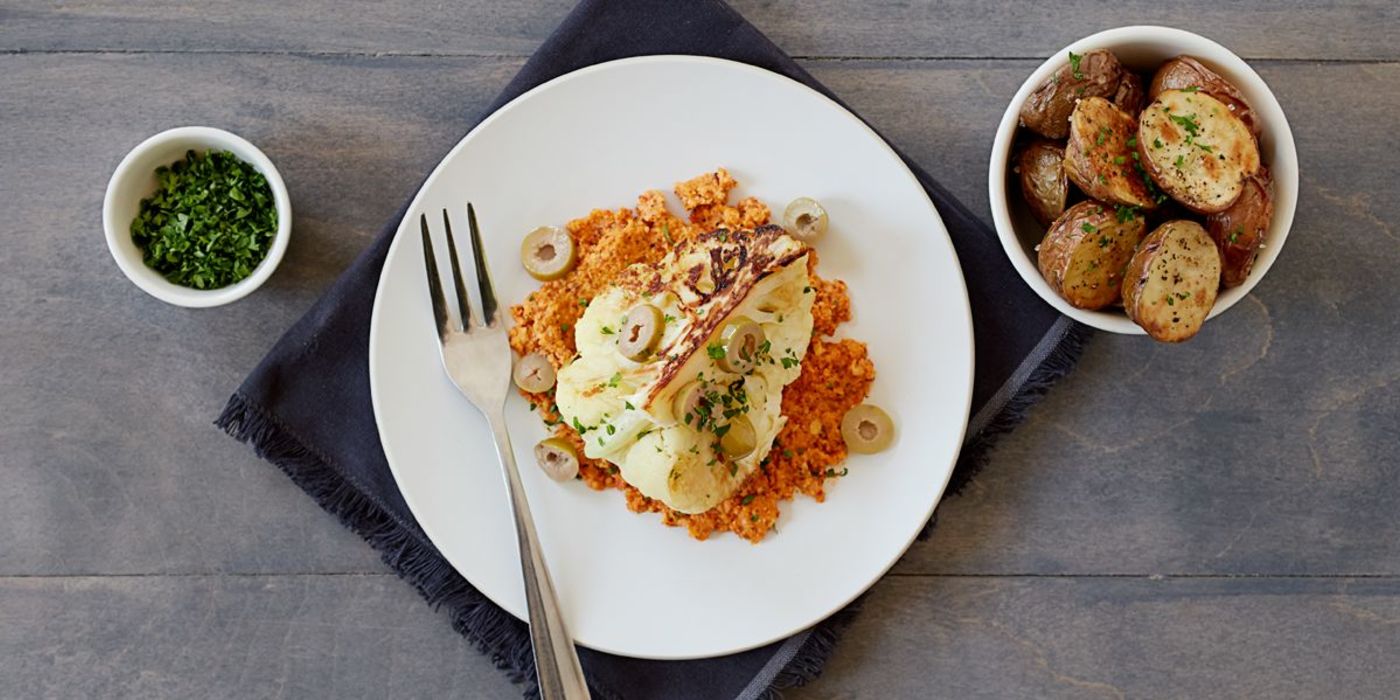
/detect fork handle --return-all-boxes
[486,410,592,700]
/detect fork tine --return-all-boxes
[466,202,499,324]
[419,214,449,336]
[440,208,472,329]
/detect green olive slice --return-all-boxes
[617,303,663,361]
[718,415,757,459]
[512,352,556,393]
[718,317,765,374]
[520,226,577,281]
[841,404,894,454]
[533,437,579,482]
[783,197,828,241]
[672,381,708,427]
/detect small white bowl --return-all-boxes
[103,126,292,307]
[988,26,1298,334]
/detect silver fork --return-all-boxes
[420,204,590,700]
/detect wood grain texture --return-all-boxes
[0,575,519,698]
[2,2,1399,697]
[791,576,1400,699]
[3,1,1398,60]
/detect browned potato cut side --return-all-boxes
[1206,167,1274,287]
[1138,89,1260,214]
[1038,200,1149,310]
[1016,140,1069,227]
[1122,220,1222,342]
[1113,72,1147,116]
[1019,49,1126,139]
[1063,97,1157,209]
[1148,55,1261,136]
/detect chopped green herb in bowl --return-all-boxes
[103,126,291,307]
[131,149,277,290]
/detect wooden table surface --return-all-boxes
[4,1,1399,697]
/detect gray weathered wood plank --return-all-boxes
[0,574,520,699]
[3,53,1396,579]
[791,575,1400,699]
[3,0,1398,61]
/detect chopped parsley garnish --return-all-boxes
[1126,136,1137,148]
[661,223,674,245]
[1166,295,1176,306]
[825,467,849,478]
[1181,85,1201,93]
[1115,205,1141,223]
[782,449,794,459]
[706,343,726,361]
[624,400,635,410]
[1174,154,1186,168]
[607,372,622,388]
[1098,235,1112,248]
[662,314,676,324]
[803,286,813,294]
[1153,137,1164,149]
[600,325,614,335]
[605,423,616,435]
[1229,227,1243,244]
[1081,221,1097,233]
[129,149,278,290]
[741,494,756,506]
[572,416,588,434]
[1096,127,1109,146]
[780,356,799,370]
[578,298,590,307]
[1113,155,1126,165]
[1068,50,1084,80]
[729,463,738,477]
[1168,113,1201,137]
[1195,142,1214,153]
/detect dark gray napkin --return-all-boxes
[217,0,1087,697]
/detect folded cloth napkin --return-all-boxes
[217,0,1088,697]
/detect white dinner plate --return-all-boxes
[369,56,974,659]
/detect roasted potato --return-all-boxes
[1206,167,1273,287]
[1122,220,1222,342]
[1063,97,1158,209]
[1149,56,1260,136]
[1038,200,1148,310]
[1016,139,1069,227]
[1019,49,1126,139]
[1138,89,1261,214]
[1112,71,1147,116]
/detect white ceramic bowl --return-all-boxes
[103,126,292,307]
[989,26,1298,334]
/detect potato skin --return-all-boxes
[1038,200,1148,310]
[1020,49,1126,139]
[1063,97,1158,209]
[1137,89,1261,214]
[1016,140,1069,227]
[1148,56,1260,137]
[1122,220,1222,342]
[1112,71,1147,116]
[1206,167,1274,287]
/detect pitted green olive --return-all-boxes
[533,437,579,482]
[520,226,576,281]
[840,404,894,454]
[718,317,765,374]
[512,352,556,393]
[617,303,663,361]
[783,197,828,241]
[718,415,757,459]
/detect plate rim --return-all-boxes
[368,54,976,659]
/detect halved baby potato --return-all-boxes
[1122,220,1222,342]
[1148,56,1260,137]
[1063,97,1158,209]
[1019,49,1126,139]
[1112,71,1147,116]
[1038,200,1148,310]
[1137,89,1261,214]
[1016,139,1069,227]
[1205,167,1274,287]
